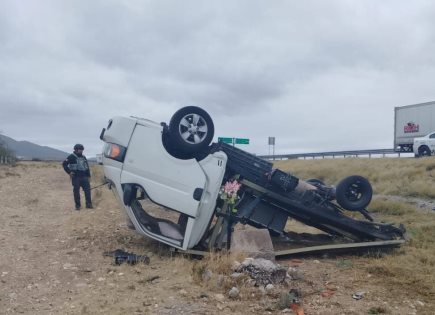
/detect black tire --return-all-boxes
[336,175,373,211]
[418,146,431,157]
[168,106,214,158]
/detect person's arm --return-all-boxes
[62,155,74,175]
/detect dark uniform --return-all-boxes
[62,144,93,210]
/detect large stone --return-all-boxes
[230,229,275,260]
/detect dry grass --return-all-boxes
[191,252,249,291]
[274,157,435,300]
[274,157,435,198]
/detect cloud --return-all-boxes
[0,0,434,156]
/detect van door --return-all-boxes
[120,122,207,248]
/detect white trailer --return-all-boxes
[394,101,435,152]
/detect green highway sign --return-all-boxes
[218,137,233,144]
[218,137,250,145]
[235,138,249,144]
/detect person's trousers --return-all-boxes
[72,176,92,207]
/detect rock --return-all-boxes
[231,272,242,279]
[97,277,106,282]
[416,300,425,307]
[228,287,240,299]
[214,293,225,302]
[178,289,188,296]
[236,258,287,285]
[202,269,213,282]
[287,267,304,280]
[313,260,320,264]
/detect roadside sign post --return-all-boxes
[268,137,275,160]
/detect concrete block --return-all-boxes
[231,229,275,261]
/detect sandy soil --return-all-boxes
[0,163,432,314]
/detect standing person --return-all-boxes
[62,144,93,210]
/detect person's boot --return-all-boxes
[86,203,94,209]
[75,204,81,210]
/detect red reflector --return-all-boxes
[110,145,121,158]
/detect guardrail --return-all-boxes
[258,149,410,160]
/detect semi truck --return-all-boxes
[394,101,435,152]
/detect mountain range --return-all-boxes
[0,134,69,161]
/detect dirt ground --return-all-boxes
[0,162,433,314]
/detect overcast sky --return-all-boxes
[1,0,434,156]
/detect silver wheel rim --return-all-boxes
[178,113,208,144]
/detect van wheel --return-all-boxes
[418,146,431,157]
[168,106,214,158]
[336,175,372,211]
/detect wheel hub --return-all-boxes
[179,114,208,144]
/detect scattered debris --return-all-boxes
[145,276,160,283]
[103,249,150,265]
[199,293,208,299]
[290,303,305,315]
[277,289,304,314]
[235,258,287,285]
[352,291,365,300]
[278,289,301,310]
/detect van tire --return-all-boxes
[168,106,214,158]
[336,175,372,211]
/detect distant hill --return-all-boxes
[0,134,69,161]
